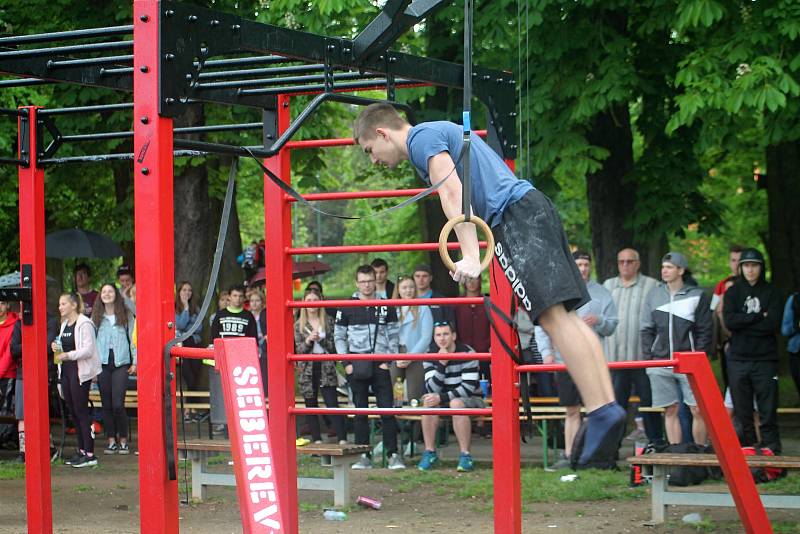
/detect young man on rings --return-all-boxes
[353,104,625,468]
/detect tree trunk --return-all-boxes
[585,104,637,282]
[765,140,800,295]
[173,104,215,301]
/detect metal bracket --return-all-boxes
[17,109,31,168]
[158,1,278,117]
[37,116,63,161]
[0,265,34,325]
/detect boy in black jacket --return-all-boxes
[722,248,783,453]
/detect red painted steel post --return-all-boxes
[264,94,299,534]
[492,158,522,534]
[674,352,772,534]
[18,106,53,534]
[133,2,179,532]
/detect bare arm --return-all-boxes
[428,152,481,281]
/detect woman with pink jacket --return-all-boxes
[53,292,102,468]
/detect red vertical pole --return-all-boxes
[675,352,772,534]
[18,106,53,534]
[133,2,180,532]
[492,158,521,534]
[264,94,298,534]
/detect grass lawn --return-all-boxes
[0,460,25,480]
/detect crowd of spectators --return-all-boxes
[1,240,798,475]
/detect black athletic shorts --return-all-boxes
[557,371,582,406]
[493,189,589,323]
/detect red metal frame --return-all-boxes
[14,10,771,532]
[132,2,179,532]
[264,94,300,534]
[18,106,53,534]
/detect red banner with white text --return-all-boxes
[214,337,283,533]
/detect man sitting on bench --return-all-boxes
[417,322,482,472]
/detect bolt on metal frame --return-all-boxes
[2,1,773,534]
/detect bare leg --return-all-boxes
[664,404,681,444]
[690,406,706,445]
[563,405,581,457]
[538,305,614,411]
[421,414,439,451]
[450,399,472,453]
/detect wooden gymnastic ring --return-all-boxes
[438,214,495,274]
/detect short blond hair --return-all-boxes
[353,103,408,143]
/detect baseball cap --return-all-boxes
[661,252,688,270]
[413,263,432,275]
[117,264,133,277]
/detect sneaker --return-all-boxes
[118,443,130,455]
[351,453,373,470]
[211,424,227,436]
[338,440,348,445]
[387,453,406,470]
[544,457,572,472]
[456,452,474,472]
[13,452,25,463]
[104,442,119,455]
[64,452,84,466]
[72,454,98,468]
[417,449,439,471]
[625,428,646,441]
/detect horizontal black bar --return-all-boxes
[0,287,32,301]
[100,67,133,76]
[197,63,324,81]
[238,77,413,96]
[0,107,26,117]
[0,156,27,166]
[39,103,133,116]
[202,55,290,68]
[196,71,368,90]
[48,54,133,69]
[173,139,270,158]
[0,78,51,88]
[0,40,133,59]
[0,25,133,46]
[39,150,209,165]
[60,122,263,142]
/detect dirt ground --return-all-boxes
[2,441,798,533]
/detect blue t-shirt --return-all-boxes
[406,121,533,227]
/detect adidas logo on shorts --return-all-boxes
[494,242,532,312]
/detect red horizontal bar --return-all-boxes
[515,359,679,373]
[289,352,491,362]
[290,407,492,417]
[285,137,355,149]
[288,241,487,255]
[289,296,483,308]
[282,130,485,153]
[169,346,214,359]
[286,188,435,202]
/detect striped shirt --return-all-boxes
[602,273,658,362]
[424,343,480,404]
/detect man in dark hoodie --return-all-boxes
[723,248,783,453]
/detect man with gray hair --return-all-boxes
[603,248,660,443]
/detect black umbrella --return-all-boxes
[45,229,124,259]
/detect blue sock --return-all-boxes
[578,401,625,465]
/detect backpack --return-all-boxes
[644,441,712,487]
[742,447,785,483]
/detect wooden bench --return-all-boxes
[627,453,800,524]
[177,439,370,506]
